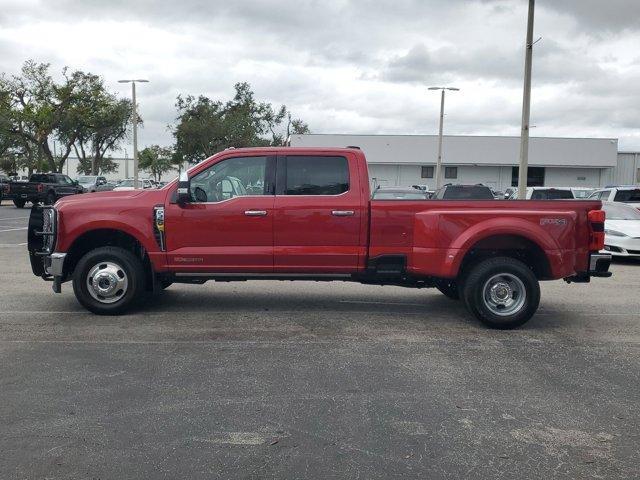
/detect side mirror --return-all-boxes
[177,171,191,204]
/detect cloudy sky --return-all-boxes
[1,0,639,152]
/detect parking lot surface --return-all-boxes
[0,200,639,479]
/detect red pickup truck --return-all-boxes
[28,147,611,329]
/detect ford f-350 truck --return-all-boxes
[28,147,611,328]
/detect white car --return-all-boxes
[508,187,574,200]
[588,186,640,207]
[601,202,640,258]
[113,178,155,191]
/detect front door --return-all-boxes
[273,154,364,273]
[165,155,275,273]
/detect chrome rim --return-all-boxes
[482,273,526,316]
[86,261,128,304]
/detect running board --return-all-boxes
[173,272,352,282]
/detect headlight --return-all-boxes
[605,229,627,237]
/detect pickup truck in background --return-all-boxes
[6,173,83,208]
[28,147,612,329]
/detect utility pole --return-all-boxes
[428,86,460,189]
[517,0,535,199]
[118,79,149,188]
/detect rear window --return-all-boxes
[441,186,494,200]
[285,156,349,195]
[613,189,640,203]
[29,174,52,183]
[531,189,574,200]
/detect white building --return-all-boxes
[290,134,635,191]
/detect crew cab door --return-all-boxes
[164,155,276,272]
[273,153,365,273]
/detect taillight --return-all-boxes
[588,209,605,251]
[37,183,44,193]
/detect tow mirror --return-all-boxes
[177,171,191,204]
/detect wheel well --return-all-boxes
[64,229,152,287]
[460,234,552,280]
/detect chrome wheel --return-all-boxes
[482,273,526,316]
[86,261,128,304]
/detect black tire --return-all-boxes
[72,246,146,315]
[46,192,56,205]
[462,257,540,329]
[435,279,459,300]
[13,199,25,208]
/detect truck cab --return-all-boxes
[28,147,611,329]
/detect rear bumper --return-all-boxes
[566,252,612,283]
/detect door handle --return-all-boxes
[331,210,355,217]
[244,210,267,216]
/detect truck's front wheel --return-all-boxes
[462,257,540,329]
[72,246,146,315]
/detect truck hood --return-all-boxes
[55,189,166,210]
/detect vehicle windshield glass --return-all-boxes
[374,191,428,200]
[119,179,134,187]
[77,176,96,183]
[531,189,574,200]
[613,189,640,203]
[442,186,494,200]
[603,203,640,220]
[572,189,592,198]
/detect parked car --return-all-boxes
[570,187,595,199]
[98,180,119,192]
[601,202,640,258]
[503,187,517,199]
[372,187,430,200]
[0,174,10,203]
[112,178,156,191]
[28,147,611,329]
[76,175,108,193]
[507,187,575,200]
[432,184,495,200]
[588,186,640,207]
[5,172,83,208]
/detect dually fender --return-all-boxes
[412,211,572,278]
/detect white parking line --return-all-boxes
[0,227,27,232]
[0,216,28,221]
[0,243,27,247]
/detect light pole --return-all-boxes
[428,86,459,189]
[118,79,149,188]
[517,0,535,199]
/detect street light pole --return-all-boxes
[517,0,535,199]
[118,79,149,188]
[428,86,459,189]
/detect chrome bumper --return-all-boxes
[45,252,67,277]
[589,253,612,278]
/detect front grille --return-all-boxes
[27,206,57,277]
[42,207,56,253]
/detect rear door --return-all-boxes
[273,153,364,273]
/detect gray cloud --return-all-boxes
[0,0,638,150]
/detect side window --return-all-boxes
[285,156,349,195]
[190,156,268,203]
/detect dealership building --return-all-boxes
[291,134,640,192]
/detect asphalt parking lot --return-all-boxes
[0,200,639,479]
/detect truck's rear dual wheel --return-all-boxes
[72,246,146,315]
[13,199,26,208]
[462,257,540,329]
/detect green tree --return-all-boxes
[139,145,175,182]
[173,82,309,164]
[0,60,134,174]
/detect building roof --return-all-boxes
[291,134,618,168]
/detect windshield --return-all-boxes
[603,203,640,220]
[118,179,134,187]
[572,189,592,199]
[531,189,574,200]
[77,176,96,183]
[374,191,428,200]
[613,189,640,203]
